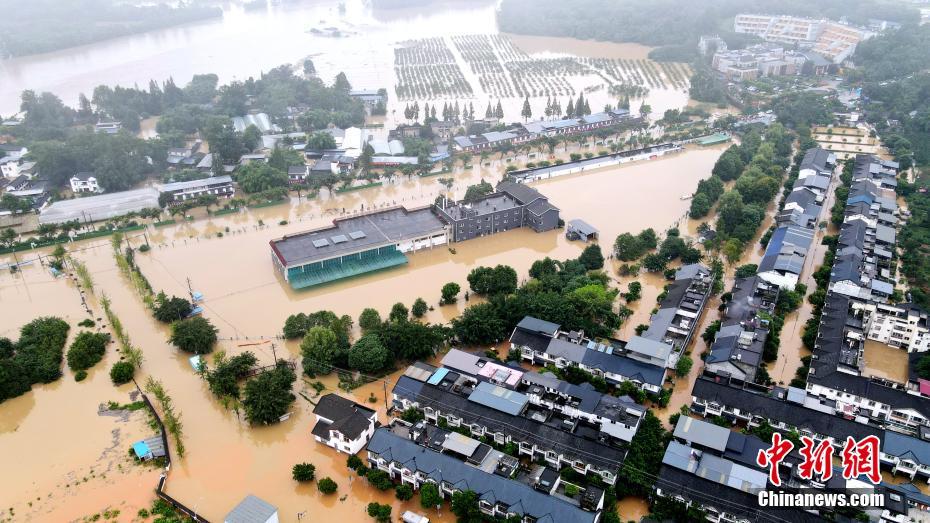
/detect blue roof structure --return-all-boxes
[427,368,450,385]
[132,441,150,459]
[367,429,597,523]
[467,382,528,415]
[846,194,874,206]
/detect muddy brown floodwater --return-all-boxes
[504,34,655,60]
[0,145,724,521]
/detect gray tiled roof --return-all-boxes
[367,429,596,523]
[225,495,277,523]
[392,376,626,471]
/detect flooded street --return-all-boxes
[0,146,725,521]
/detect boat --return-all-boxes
[680,194,692,200]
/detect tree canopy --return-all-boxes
[242,362,296,424]
[169,316,218,354]
[66,331,110,371]
[348,334,389,373]
[0,317,70,403]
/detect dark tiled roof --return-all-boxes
[656,465,824,523]
[691,379,881,442]
[510,327,553,354]
[367,429,596,523]
[497,180,545,206]
[392,376,626,472]
[312,394,375,439]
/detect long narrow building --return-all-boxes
[270,206,448,289]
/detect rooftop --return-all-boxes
[225,495,277,523]
[159,175,233,193]
[368,429,597,523]
[39,188,160,225]
[271,206,446,267]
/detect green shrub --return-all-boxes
[74,370,88,382]
[367,469,394,490]
[347,454,363,471]
[317,477,337,494]
[109,361,135,385]
[66,332,110,371]
[395,484,414,501]
[292,462,316,482]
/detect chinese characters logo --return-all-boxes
[756,434,881,486]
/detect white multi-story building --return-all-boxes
[310,394,377,454]
[70,172,101,193]
[733,14,874,63]
[856,301,930,353]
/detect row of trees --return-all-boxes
[288,307,449,378]
[709,124,795,262]
[8,64,367,194]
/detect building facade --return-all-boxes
[70,172,100,193]
[158,175,234,204]
[311,394,377,454]
[433,181,559,242]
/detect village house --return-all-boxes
[158,175,235,204]
[70,172,101,194]
[392,361,626,484]
[311,393,377,454]
[366,428,600,523]
[438,349,646,444]
[433,181,560,242]
[510,316,666,394]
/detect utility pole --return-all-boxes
[271,342,278,364]
[383,379,388,410]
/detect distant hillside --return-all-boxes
[0,0,221,58]
[497,0,918,48]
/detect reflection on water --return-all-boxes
[0,147,724,520]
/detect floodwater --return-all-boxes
[652,188,781,425]
[863,340,911,384]
[0,260,161,522]
[0,146,725,521]
[504,34,655,60]
[0,0,688,123]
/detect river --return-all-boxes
[0,0,688,123]
[0,144,726,521]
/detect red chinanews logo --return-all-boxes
[756,434,881,486]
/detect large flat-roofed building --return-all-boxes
[433,181,559,242]
[39,188,160,225]
[158,175,234,204]
[270,206,448,289]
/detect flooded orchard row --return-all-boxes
[0,146,724,521]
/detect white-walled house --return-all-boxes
[70,172,101,193]
[311,394,377,454]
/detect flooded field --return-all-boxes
[504,34,655,60]
[0,0,688,124]
[0,146,725,521]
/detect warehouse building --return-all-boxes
[270,206,448,289]
[39,188,160,225]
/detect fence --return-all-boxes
[138,389,211,522]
